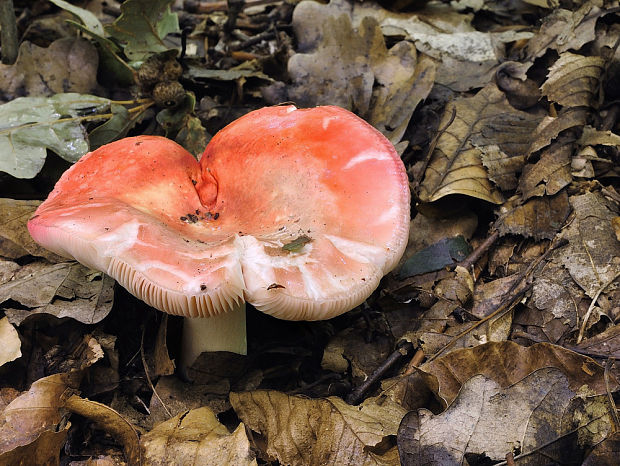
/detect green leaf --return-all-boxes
[88,104,132,150]
[106,0,180,61]
[0,93,110,179]
[397,235,472,278]
[48,0,105,36]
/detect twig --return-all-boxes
[604,358,619,430]
[0,0,18,64]
[185,0,282,13]
[140,326,172,418]
[346,340,415,405]
[576,271,620,344]
[457,230,500,272]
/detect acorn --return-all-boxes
[153,81,186,108]
[162,59,183,81]
[137,55,165,89]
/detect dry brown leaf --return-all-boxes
[582,431,620,465]
[0,316,20,367]
[0,372,81,462]
[287,1,434,144]
[418,84,539,204]
[141,407,256,465]
[497,190,571,239]
[0,38,99,102]
[230,390,405,465]
[578,126,620,147]
[577,324,620,358]
[0,198,63,261]
[528,108,589,155]
[542,52,605,108]
[558,191,620,298]
[397,369,612,465]
[526,2,605,61]
[65,395,141,465]
[519,144,573,199]
[0,259,115,325]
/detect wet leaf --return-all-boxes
[0,259,115,325]
[541,52,605,108]
[497,190,571,239]
[142,407,256,465]
[0,93,110,178]
[106,0,180,61]
[0,317,20,367]
[230,390,404,465]
[0,38,100,103]
[419,84,539,203]
[397,369,611,465]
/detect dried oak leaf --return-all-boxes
[0,372,81,464]
[230,390,405,466]
[0,198,64,262]
[142,407,256,465]
[497,190,571,239]
[526,2,605,61]
[542,52,605,108]
[0,259,115,325]
[288,1,435,144]
[419,84,540,204]
[397,369,612,465]
[558,191,620,299]
[0,38,99,102]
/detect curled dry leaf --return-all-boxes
[0,316,21,367]
[0,260,115,325]
[497,190,571,239]
[558,191,620,299]
[418,84,540,204]
[230,390,405,466]
[0,372,81,463]
[541,52,605,108]
[527,108,589,156]
[397,369,612,465]
[65,395,141,465]
[141,407,256,465]
[519,144,573,200]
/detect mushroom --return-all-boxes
[28,105,410,370]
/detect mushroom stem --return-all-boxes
[180,302,247,371]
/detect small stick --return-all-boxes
[576,271,620,344]
[141,326,172,418]
[346,340,414,405]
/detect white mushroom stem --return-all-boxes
[180,302,247,371]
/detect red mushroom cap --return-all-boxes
[28,105,410,321]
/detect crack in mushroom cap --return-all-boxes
[28,105,410,321]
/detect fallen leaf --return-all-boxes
[541,52,605,108]
[418,84,539,203]
[582,431,620,465]
[0,259,115,325]
[230,390,404,465]
[0,93,110,178]
[527,108,589,155]
[397,236,471,278]
[577,324,620,358]
[0,38,99,103]
[48,0,105,36]
[0,317,21,367]
[397,369,611,465]
[105,0,180,61]
[141,407,256,465]
[519,144,573,200]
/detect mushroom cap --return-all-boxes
[28,105,410,320]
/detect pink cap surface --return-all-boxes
[28,105,410,320]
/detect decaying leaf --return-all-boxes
[230,390,404,465]
[0,38,100,103]
[397,369,611,465]
[0,259,115,325]
[287,0,435,144]
[105,0,180,61]
[419,84,540,204]
[519,144,573,200]
[0,198,63,261]
[0,93,110,178]
[527,108,589,156]
[558,191,620,298]
[142,407,256,465]
[541,52,605,108]
[497,190,571,239]
[0,316,21,367]
[0,372,81,463]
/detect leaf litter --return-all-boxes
[0,0,620,464]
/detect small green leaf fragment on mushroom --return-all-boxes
[282,235,312,252]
